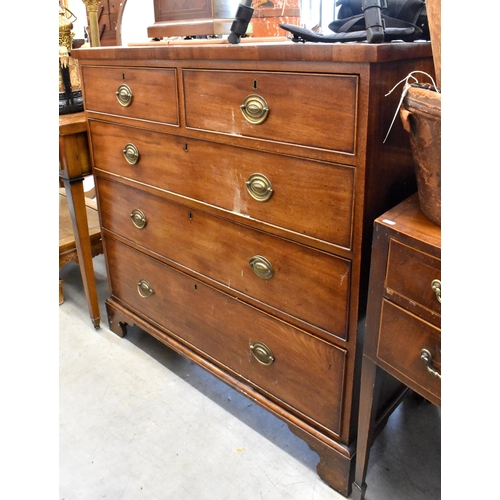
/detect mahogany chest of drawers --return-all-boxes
[353,194,441,500]
[75,41,434,496]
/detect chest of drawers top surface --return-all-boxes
[73,40,432,63]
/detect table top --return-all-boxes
[376,193,441,249]
[59,112,87,136]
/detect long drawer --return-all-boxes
[105,237,347,435]
[81,66,179,125]
[182,69,358,154]
[98,177,351,338]
[90,120,355,249]
[377,299,441,401]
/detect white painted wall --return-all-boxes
[120,0,155,44]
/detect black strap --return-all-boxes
[279,23,417,43]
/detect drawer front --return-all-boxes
[105,237,347,435]
[385,239,441,320]
[90,120,355,249]
[377,300,441,401]
[98,177,351,338]
[183,69,358,154]
[81,66,179,125]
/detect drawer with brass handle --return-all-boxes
[376,299,441,403]
[81,66,179,125]
[90,120,355,249]
[385,238,441,323]
[183,69,358,155]
[97,177,351,339]
[105,236,347,436]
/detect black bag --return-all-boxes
[279,0,429,44]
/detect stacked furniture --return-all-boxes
[75,41,433,496]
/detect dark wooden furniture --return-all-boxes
[74,41,433,496]
[59,112,101,328]
[352,194,441,500]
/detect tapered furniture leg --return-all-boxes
[59,113,100,329]
[352,358,382,500]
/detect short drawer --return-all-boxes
[183,69,358,154]
[90,120,355,249]
[105,237,347,435]
[98,177,351,338]
[81,66,179,125]
[377,300,441,402]
[385,239,441,321]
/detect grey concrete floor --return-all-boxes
[59,254,441,499]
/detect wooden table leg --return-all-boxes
[352,357,382,500]
[60,114,101,329]
[61,177,100,329]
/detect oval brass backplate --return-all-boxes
[245,173,273,202]
[116,83,133,107]
[130,208,147,229]
[123,143,140,165]
[249,255,274,280]
[137,279,154,298]
[250,342,275,366]
[240,94,269,125]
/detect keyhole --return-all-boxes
[253,80,258,90]
[184,144,188,152]
[122,73,125,79]
[189,212,193,220]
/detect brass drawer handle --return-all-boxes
[130,208,147,229]
[240,94,269,125]
[249,255,274,280]
[420,349,441,379]
[116,83,133,107]
[245,173,273,202]
[431,279,441,303]
[137,279,154,298]
[123,143,140,165]
[250,341,275,366]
